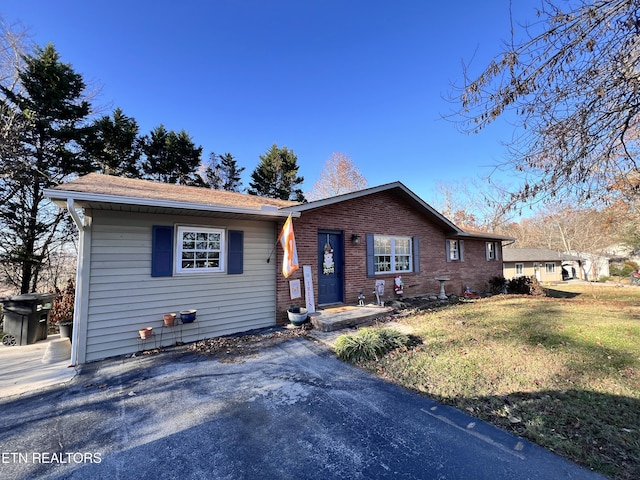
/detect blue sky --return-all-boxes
[2,1,534,204]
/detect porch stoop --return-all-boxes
[309,304,393,332]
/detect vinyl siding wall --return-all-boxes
[503,261,563,282]
[83,210,277,363]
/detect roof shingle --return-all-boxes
[53,173,300,210]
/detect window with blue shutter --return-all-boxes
[366,233,375,277]
[366,234,420,276]
[151,225,174,277]
[227,230,244,274]
[412,237,420,273]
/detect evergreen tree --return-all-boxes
[208,152,244,191]
[200,152,224,190]
[141,125,203,184]
[0,43,92,293]
[82,107,143,177]
[248,143,305,201]
[201,152,245,191]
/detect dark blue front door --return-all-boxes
[317,230,344,305]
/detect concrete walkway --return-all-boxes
[0,334,78,398]
[310,304,393,331]
[0,305,392,400]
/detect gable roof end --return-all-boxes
[292,182,464,233]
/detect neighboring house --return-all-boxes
[46,174,512,364]
[502,248,582,282]
[565,250,611,282]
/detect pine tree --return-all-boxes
[141,125,203,184]
[248,143,305,201]
[0,43,92,293]
[82,107,143,177]
[201,152,245,191]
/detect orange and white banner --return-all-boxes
[278,214,299,278]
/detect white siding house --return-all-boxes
[45,174,299,364]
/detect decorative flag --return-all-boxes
[278,214,299,278]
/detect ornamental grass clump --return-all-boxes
[335,328,411,363]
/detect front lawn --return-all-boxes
[353,284,640,479]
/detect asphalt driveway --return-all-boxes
[0,335,604,480]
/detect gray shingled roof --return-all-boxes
[502,248,582,262]
[51,173,300,210]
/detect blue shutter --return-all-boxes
[152,225,174,277]
[459,240,465,261]
[413,237,420,273]
[227,230,244,274]
[445,240,451,262]
[366,233,375,277]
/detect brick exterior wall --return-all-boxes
[275,190,504,324]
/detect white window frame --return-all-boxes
[486,241,500,261]
[176,225,225,274]
[373,235,413,274]
[448,240,459,261]
[515,263,524,276]
[545,262,556,274]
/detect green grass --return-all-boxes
[347,285,640,479]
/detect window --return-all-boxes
[486,241,500,261]
[515,263,524,276]
[176,226,225,273]
[448,240,459,260]
[446,239,464,261]
[545,263,556,274]
[373,235,412,273]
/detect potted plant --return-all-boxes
[287,305,308,326]
[50,279,75,343]
[180,309,197,323]
[163,313,176,326]
[139,327,153,339]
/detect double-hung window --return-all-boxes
[176,226,225,273]
[449,240,459,260]
[446,239,464,261]
[373,235,412,273]
[486,241,500,261]
[515,263,524,276]
[545,263,556,274]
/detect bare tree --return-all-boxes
[454,0,640,208]
[0,18,29,186]
[307,152,367,201]
[500,202,622,255]
[430,178,515,232]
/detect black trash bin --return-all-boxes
[0,293,56,346]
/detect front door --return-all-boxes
[317,230,344,305]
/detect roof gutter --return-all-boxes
[44,189,300,218]
[66,198,83,229]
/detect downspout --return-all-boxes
[66,198,83,366]
[67,198,83,230]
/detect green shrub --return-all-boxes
[507,276,532,294]
[610,260,638,277]
[488,276,507,294]
[334,328,412,363]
